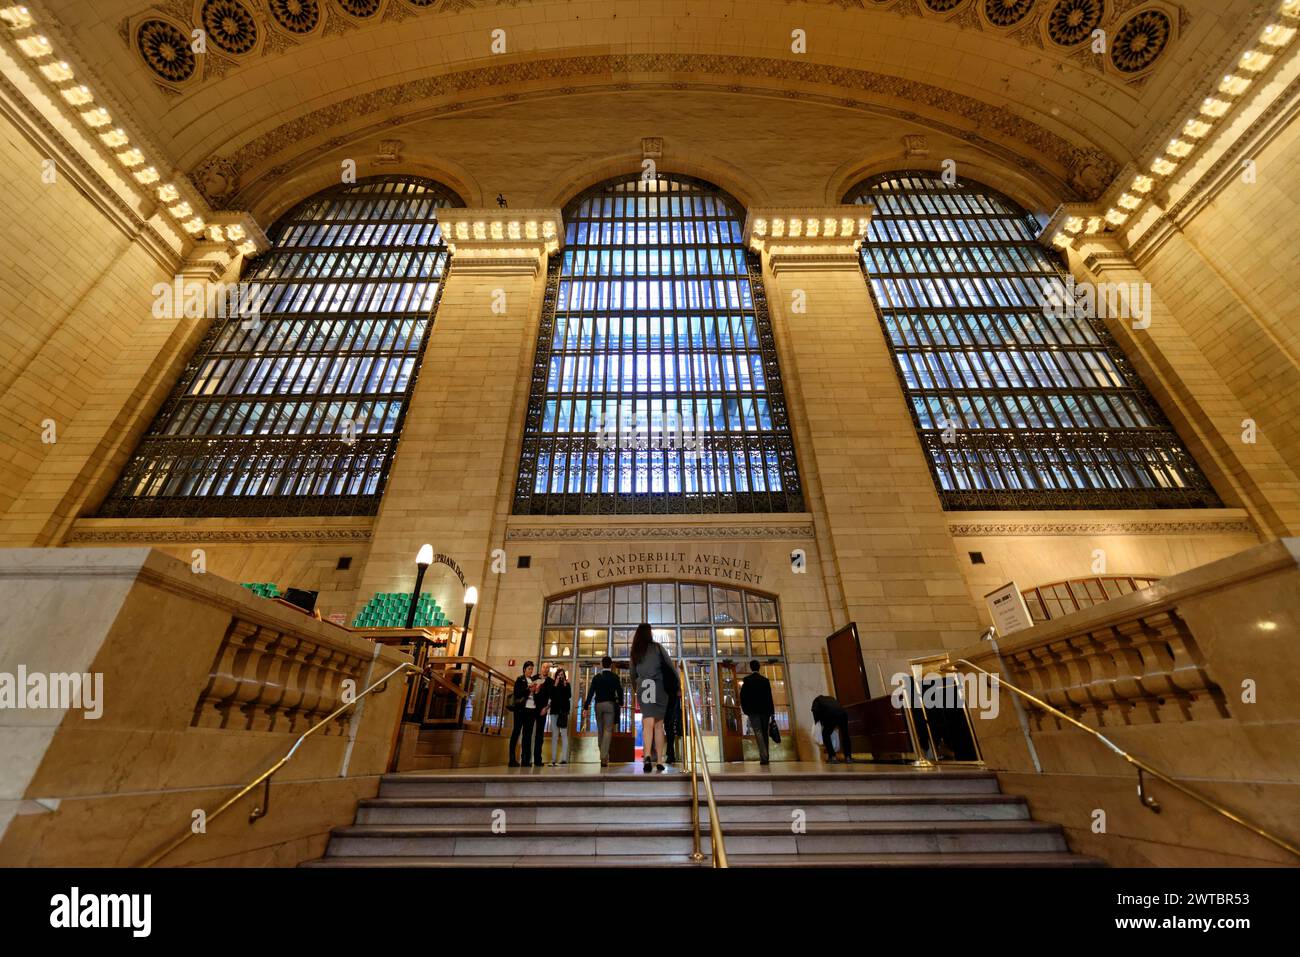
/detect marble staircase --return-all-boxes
[305,765,1105,867]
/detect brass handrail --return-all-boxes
[946,658,1300,860]
[679,663,728,867]
[140,661,418,868]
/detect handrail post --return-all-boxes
[684,664,703,863]
[680,662,727,867]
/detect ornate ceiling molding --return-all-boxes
[947,518,1255,536]
[1133,73,1300,265]
[65,525,373,544]
[505,524,816,541]
[123,0,1182,93]
[201,52,1121,207]
[0,70,181,273]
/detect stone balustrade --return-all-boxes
[991,607,1229,731]
[0,547,411,866]
[941,538,1300,866]
[192,617,376,735]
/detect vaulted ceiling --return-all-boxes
[32,0,1270,211]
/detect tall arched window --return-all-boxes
[847,171,1218,509]
[100,175,460,518]
[513,173,803,514]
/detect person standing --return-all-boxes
[528,662,554,768]
[508,661,535,768]
[664,689,683,765]
[548,667,572,766]
[631,623,676,773]
[740,660,775,766]
[584,656,622,768]
[810,693,854,764]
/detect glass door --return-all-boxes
[717,661,745,762]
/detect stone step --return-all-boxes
[324,820,1069,858]
[355,794,1030,825]
[305,850,1105,868]
[377,769,1002,800]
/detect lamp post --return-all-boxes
[406,543,433,630]
[456,585,478,656]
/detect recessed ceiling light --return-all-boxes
[0,7,36,30]
[1219,74,1251,95]
[1200,97,1230,117]
[61,84,92,106]
[16,34,51,58]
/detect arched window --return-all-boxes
[1021,575,1160,622]
[513,173,803,514]
[846,172,1219,510]
[100,175,460,518]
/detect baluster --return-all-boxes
[1148,610,1228,721]
[193,618,249,728]
[272,633,311,733]
[228,623,275,731]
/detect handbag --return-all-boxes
[768,716,781,744]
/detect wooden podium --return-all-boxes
[827,622,918,762]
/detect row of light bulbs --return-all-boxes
[1055,0,1298,244]
[0,5,258,256]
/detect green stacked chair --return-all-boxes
[240,582,281,599]
[351,592,454,628]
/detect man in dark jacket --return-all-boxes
[528,663,555,767]
[584,656,622,767]
[740,660,776,765]
[811,694,854,763]
[508,661,535,767]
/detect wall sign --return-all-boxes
[558,550,763,589]
[984,581,1035,636]
[432,552,466,587]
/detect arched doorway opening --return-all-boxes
[537,580,796,762]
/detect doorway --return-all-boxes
[538,580,798,762]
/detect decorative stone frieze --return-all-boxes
[504,524,816,541]
[435,207,563,275]
[744,206,874,273]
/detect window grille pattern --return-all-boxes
[847,172,1219,510]
[513,173,803,515]
[99,176,459,518]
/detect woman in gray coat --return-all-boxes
[631,622,672,773]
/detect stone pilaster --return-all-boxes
[353,208,563,652]
[0,238,264,546]
[746,207,983,675]
[1068,235,1300,538]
